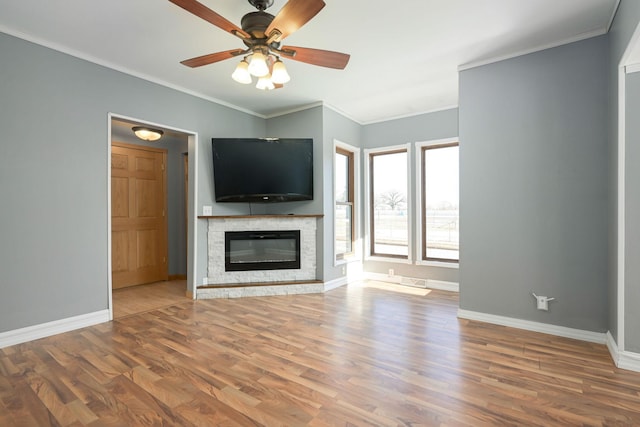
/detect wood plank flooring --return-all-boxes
[2,281,640,426]
[112,280,190,319]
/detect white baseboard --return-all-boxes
[0,310,110,349]
[364,272,459,292]
[606,331,620,363]
[324,277,349,291]
[619,351,640,372]
[457,309,607,344]
[425,279,459,292]
[607,331,640,372]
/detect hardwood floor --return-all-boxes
[2,281,640,426]
[112,280,190,319]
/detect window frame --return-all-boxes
[415,138,459,268]
[334,140,360,265]
[364,144,412,263]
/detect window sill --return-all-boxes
[365,256,413,265]
[415,260,459,269]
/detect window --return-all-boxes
[335,147,355,260]
[420,142,459,262]
[368,148,409,259]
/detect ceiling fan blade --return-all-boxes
[265,0,325,43]
[169,0,250,39]
[181,49,245,68]
[280,46,350,69]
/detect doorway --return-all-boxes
[108,116,196,319]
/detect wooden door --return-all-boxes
[111,142,168,289]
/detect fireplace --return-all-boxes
[225,230,301,272]
[205,215,317,288]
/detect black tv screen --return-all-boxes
[212,138,313,203]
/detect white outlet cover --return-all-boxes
[203,205,212,216]
[536,296,548,311]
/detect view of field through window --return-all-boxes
[423,144,459,261]
[339,144,458,263]
[371,150,408,257]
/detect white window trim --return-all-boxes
[364,143,413,263]
[415,137,459,267]
[333,139,361,266]
[415,259,460,269]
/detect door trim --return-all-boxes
[616,20,640,354]
[107,113,199,321]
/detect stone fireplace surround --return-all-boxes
[198,215,323,299]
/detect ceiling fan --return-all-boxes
[169,0,350,90]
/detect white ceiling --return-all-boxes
[0,0,618,124]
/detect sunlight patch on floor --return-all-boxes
[357,280,433,296]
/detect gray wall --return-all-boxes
[608,0,640,352]
[322,106,362,282]
[625,71,640,351]
[458,36,609,332]
[0,32,263,332]
[361,108,459,283]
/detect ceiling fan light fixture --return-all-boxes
[271,59,290,84]
[132,126,163,141]
[256,74,275,90]
[231,59,252,84]
[171,0,350,93]
[248,50,270,77]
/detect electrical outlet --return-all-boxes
[532,293,555,311]
[536,296,549,311]
[202,205,213,216]
[388,269,394,276]
[342,266,346,275]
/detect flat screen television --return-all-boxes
[211,138,313,203]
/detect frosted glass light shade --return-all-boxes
[271,59,290,84]
[231,60,252,84]
[256,74,275,90]
[248,51,269,77]
[132,126,163,141]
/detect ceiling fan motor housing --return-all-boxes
[241,11,276,43]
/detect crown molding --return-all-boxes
[361,104,459,125]
[263,101,324,120]
[458,28,608,72]
[607,0,622,33]
[0,26,265,119]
